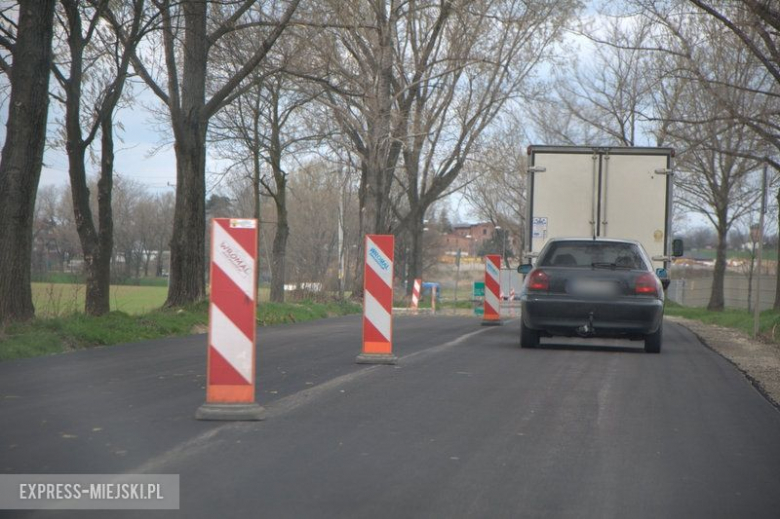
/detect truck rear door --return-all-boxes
[600,149,671,262]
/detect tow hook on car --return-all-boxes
[576,312,595,337]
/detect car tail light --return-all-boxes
[527,269,549,291]
[635,273,659,296]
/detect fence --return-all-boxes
[668,270,777,311]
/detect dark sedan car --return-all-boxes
[519,238,665,353]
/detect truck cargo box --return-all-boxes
[526,145,674,270]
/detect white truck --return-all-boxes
[524,145,681,283]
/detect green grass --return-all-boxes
[664,301,780,340]
[0,299,361,362]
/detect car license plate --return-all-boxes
[568,279,618,297]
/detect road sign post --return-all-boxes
[357,234,397,364]
[196,218,265,421]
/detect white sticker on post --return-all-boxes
[230,219,256,229]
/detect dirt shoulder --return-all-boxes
[667,316,780,410]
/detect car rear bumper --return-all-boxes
[521,295,663,338]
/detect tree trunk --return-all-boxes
[774,187,780,310]
[60,1,112,317]
[708,224,728,311]
[156,238,165,276]
[83,115,116,316]
[406,219,425,296]
[270,205,289,303]
[0,0,56,323]
[747,242,755,314]
[164,0,209,307]
[166,129,207,306]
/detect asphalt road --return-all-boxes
[1,314,779,518]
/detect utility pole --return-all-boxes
[753,162,768,338]
[454,248,462,304]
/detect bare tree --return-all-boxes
[148,191,175,277]
[32,185,74,276]
[557,1,775,310]
[545,15,659,146]
[50,0,148,315]
[0,0,57,324]
[111,176,148,280]
[286,161,340,289]
[610,1,779,307]
[463,113,528,265]
[392,0,573,292]
[210,34,325,302]
[304,0,444,278]
[127,0,301,306]
[305,0,574,295]
[680,0,780,309]
[658,25,767,309]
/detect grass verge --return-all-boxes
[0,299,361,362]
[664,301,780,341]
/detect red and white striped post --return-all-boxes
[196,218,264,421]
[410,278,421,312]
[356,234,397,364]
[482,254,502,326]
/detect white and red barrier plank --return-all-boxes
[482,254,502,326]
[196,218,265,421]
[356,234,397,364]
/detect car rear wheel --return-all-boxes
[644,324,662,354]
[520,320,539,349]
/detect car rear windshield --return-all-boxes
[538,241,648,270]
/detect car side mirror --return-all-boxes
[518,263,533,275]
[672,238,684,257]
[656,267,671,290]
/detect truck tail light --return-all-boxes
[527,269,549,291]
[635,273,659,296]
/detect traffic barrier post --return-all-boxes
[481,254,502,326]
[196,218,265,421]
[411,278,421,313]
[356,234,397,364]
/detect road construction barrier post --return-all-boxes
[411,278,421,313]
[510,288,517,318]
[196,218,265,421]
[357,234,397,364]
[481,254,502,326]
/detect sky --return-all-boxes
[36,84,179,193]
